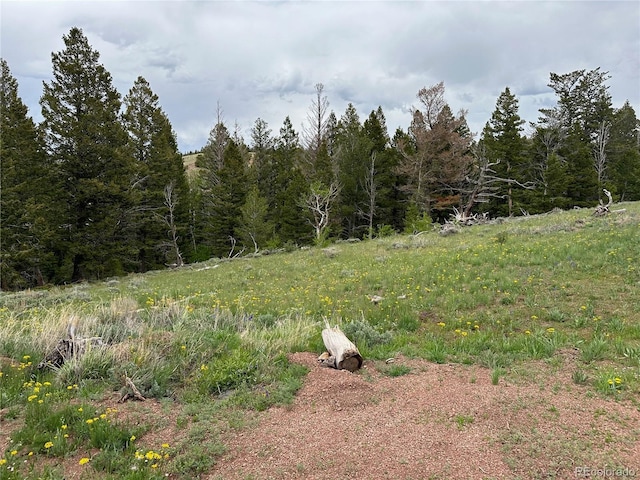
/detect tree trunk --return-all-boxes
[320,323,363,372]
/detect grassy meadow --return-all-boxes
[1,203,639,478]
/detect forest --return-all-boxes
[1,27,639,290]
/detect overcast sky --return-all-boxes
[1,1,639,153]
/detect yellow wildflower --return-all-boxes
[79,457,90,465]
[44,441,54,449]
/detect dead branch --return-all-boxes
[593,189,613,216]
[38,325,104,370]
[118,374,146,403]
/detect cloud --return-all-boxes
[2,0,638,152]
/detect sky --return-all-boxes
[1,1,639,154]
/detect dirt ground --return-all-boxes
[208,352,640,480]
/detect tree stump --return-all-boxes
[319,323,363,372]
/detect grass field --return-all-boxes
[1,203,639,478]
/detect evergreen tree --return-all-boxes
[194,116,232,257]
[540,68,614,198]
[482,87,529,216]
[250,117,276,209]
[363,108,399,234]
[272,117,311,244]
[0,59,58,289]
[334,103,370,237]
[562,125,599,205]
[208,140,248,257]
[122,76,189,269]
[39,28,135,281]
[607,101,640,201]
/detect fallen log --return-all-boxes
[319,321,363,372]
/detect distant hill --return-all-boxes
[182,153,200,174]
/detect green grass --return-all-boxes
[1,202,640,478]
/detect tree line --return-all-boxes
[2,27,639,290]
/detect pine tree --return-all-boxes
[563,125,599,205]
[362,108,394,234]
[250,117,276,209]
[39,28,135,281]
[194,115,232,257]
[540,68,614,199]
[208,141,248,257]
[482,87,529,216]
[334,103,370,238]
[0,59,58,289]
[607,101,640,201]
[272,117,311,244]
[122,76,189,269]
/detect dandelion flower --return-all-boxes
[79,457,90,465]
[130,435,136,442]
[0,459,7,465]
[44,441,54,449]
[10,450,17,456]
[161,443,170,449]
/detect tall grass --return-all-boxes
[1,203,639,478]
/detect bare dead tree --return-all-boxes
[417,81,446,128]
[300,181,341,242]
[157,181,184,267]
[358,152,378,240]
[302,83,330,153]
[462,143,536,217]
[593,120,611,185]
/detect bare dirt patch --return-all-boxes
[207,352,640,480]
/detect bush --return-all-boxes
[342,319,392,347]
